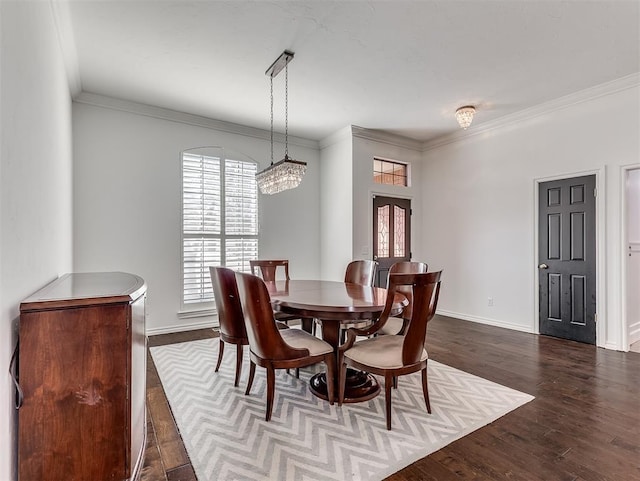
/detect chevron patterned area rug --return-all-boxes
[151,338,533,481]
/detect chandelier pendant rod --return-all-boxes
[256,50,307,195]
[284,62,289,158]
[270,75,274,164]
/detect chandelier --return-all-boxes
[256,50,307,195]
[455,106,476,130]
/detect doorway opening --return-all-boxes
[623,166,640,351]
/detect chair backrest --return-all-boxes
[235,272,309,360]
[250,259,290,282]
[389,261,428,275]
[377,271,442,365]
[388,261,428,321]
[209,266,247,342]
[344,260,377,286]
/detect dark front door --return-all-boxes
[538,175,596,344]
[373,196,411,287]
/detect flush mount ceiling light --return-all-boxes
[256,50,307,195]
[455,106,476,130]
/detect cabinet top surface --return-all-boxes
[20,272,146,311]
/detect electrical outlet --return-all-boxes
[487,297,494,307]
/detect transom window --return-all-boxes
[373,158,408,186]
[182,148,258,308]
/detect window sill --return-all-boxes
[177,308,216,320]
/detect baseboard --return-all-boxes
[605,341,622,351]
[436,310,535,334]
[146,319,219,336]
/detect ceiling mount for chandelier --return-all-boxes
[256,50,307,195]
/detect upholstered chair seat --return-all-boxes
[280,329,333,356]
[343,335,428,369]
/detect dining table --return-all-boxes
[265,279,407,403]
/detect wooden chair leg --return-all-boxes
[215,339,225,372]
[385,373,393,430]
[338,359,347,405]
[301,317,314,334]
[393,376,398,389]
[234,344,243,387]
[285,368,300,377]
[421,366,431,414]
[313,318,321,337]
[324,354,335,405]
[266,366,276,422]
[245,361,256,395]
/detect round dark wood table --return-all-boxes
[265,279,407,403]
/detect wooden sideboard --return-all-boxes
[18,272,147,481]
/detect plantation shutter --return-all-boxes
[224,159,258,272]
[182,151,258,307]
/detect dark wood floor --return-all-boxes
[141,316,640,481]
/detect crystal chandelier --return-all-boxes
[455,106,476,130]
[256,50,307,195]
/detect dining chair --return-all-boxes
[344,259,377,286]
[209,266,249,388]
[209,266,289,388]
[235,271,336,421]
[334,259,378,340]
[338,270,442,430]
[250,259,302,327]
[249,259,290,281]
[378,261,428,336]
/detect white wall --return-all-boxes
[72,99,321,334]
[0,2,74,479]
[319,127,354,280]
[420,83,640,350]
[351,133,423,267]
[318,128,424,281]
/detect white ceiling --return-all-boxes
[63,0,640,143]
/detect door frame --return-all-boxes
[620,163,640,351]
[533,168,606,347]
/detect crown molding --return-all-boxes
[50,0,81,96]
[74,92,320,150]
[423,73,640,152]
[351,126,423,151]
[318,126,353,150]
[73,71,638,155]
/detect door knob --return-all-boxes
[538,263,549,269]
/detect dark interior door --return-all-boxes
[539,175,596,344]
[373,196,411,287]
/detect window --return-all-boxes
[373,158,408,186]
[182,148,258,309]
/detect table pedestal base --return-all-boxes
[310,368,380,403]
